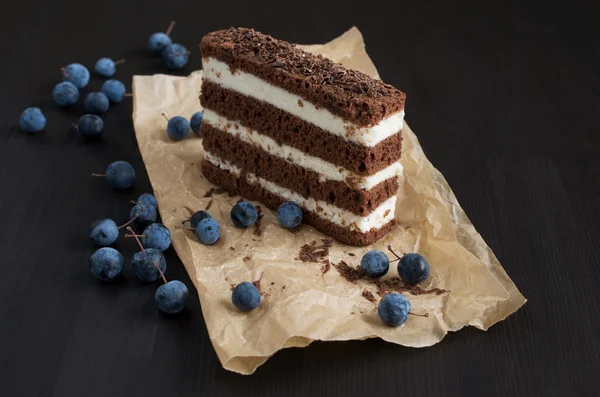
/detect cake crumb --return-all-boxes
[348,253,356,257]
[320,260,331,275]
[203,188,216,198]
[298,99,304,107]
[229,247,235,251]
[270,281,275,285]
[333,260,364,282]
[282,285,286,290]
[230,283,236,290]
[243,256,251,262]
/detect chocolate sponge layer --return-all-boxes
[202,160,396,246]
[202,124,399,216]
[200,81,403,175]
[200,28,406,127]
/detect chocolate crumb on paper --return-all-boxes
[348,253,356,257]
[204,188,216,198]
[243,256,251,262]
[320,260,331,275]
[374,277,448,296]
[362,289,377,302]
[253,205,263,236]
[296,239,333,262]
[333,260,364,282]
[229,247,235,251]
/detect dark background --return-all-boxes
[1,0,599,395]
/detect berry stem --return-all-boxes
[166,21,176,36]
[130,200,138,205]
[72,123,78,129]
[409,311,429,318]
[183,205,194,215]
[151,261,168,284]
[126,226,145,251]
[117,215,138,229]
[91,173,106,177]
[387,245,402,261]
[61,67,70,78]
[124,234,147,238]
[161,113,169,122]
[114,58,126,65]
[124,93,133,97]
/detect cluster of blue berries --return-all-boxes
[88,186,189,314]
[147,21,190,70]
[357,246,431,327]
[19,21,190,136]
[164,112,204,141]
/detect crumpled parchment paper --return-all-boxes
[131,27,526,375]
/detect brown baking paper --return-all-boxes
[131,27,526,375]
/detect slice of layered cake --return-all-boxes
[199,28,406,246]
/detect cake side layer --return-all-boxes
[200,28,406,127]
[202,123,399,216]
[202,159,397,246]
[202,57,404,146]
[202,110,403,190]
[200,81,403,175]
[204,151,397,233]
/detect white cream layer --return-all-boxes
[202,57,404,147]
[203,110,403,190]
[204,151,397,233]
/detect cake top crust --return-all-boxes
[200,28,406,127]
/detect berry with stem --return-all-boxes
[94,58,125,78]
[92,160,135,189]
[148,21,176,55]
[62,63,90,89]
[89,247,124,281]
[74,114,104,139]
[127,227,167,282]
[163,113,189,141]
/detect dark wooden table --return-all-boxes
[2,0,599,395]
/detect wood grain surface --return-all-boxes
[1,0,599,395]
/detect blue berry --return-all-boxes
[189,210,211,228]
[89,247,124,281]
[166,115,189,141]
[131,248,167,282]
[19,107,46,133]
[104,160,135,189]
[89,219,119,246]
[130,203,157,225]
[62,63,90,89]
[397,253,430,285]
[94,57,124,77]
[141,223,171,252]
[190,112,203,135]
[231,201,258,228]
[360,250,389,278]
[163,43,189,69]
[76,114,104,139]
[84,92,110,114]
[276,201,302,228]
[155,280,189,314]
[52,81,79,107]
[148,33,172,55]
[101,79,126,104]
[195,218,220,245]
[378,292,411,326]
[136,193,158,208]
[148,22,175,56]
[232,281,261,311]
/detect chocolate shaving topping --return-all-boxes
[332,260,364,282]
[201,28,406,126]
[361,289,377,302]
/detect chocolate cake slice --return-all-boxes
[199,28,406,246]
